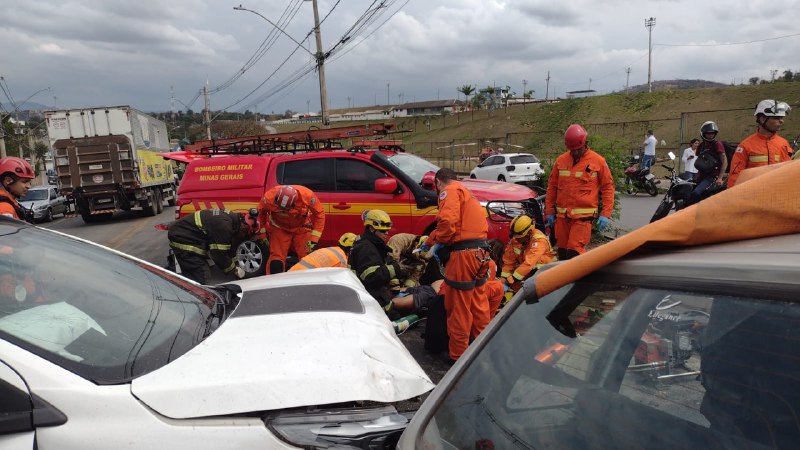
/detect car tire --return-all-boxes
[470,174,476,179]
[45,208,53,222]
[498,175,506,182]
[237,239,268,277]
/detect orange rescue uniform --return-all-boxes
[545,148,615,255]
[0,190,24,219]
[287,246,348,272]
[485,259,504,319]
[727,132,792,188]
[426,180,490,360]
[501,229,556,286]
[258,185,325,273]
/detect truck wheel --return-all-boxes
[81,211,99,224]
[155,190,164,214]
[145,190,158,217]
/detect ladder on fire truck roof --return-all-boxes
[182,123,397,155]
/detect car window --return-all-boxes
[386,153,440,184]
[510,154,539,164]
[0,223,218,384]
[415,282,800,449]
[19,190,48,201]
[484,156,502,166]
[278,158,334,191]
[335,159,388,192]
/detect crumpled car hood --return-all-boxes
[131,268,434,419]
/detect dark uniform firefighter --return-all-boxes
[349,209,403,319]
[287,232,357,272]
[168,208,259,284]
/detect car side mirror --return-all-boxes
[420,171,436,191]
[375,177,398,194]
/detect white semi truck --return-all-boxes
[45,106,177,223]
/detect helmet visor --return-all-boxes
[765,101,791,117]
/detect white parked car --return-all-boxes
[18,186,68,222]
[469,153,544,184]
[0,217,433,449]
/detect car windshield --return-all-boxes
[19,190,48,201]
[417,281,800,449]
[386,153,440,184]
[0,221,219,384]
[510,154,539,164]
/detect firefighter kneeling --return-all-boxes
[168,208,259,284]
[349,210,403,319]
[501,215,557,293]
[288,232,357,271]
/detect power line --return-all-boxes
[655,32,800,47]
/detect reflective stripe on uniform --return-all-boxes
[311,230,322,238]
[169,241,207,256]
[558,170,571,177]
[749,155,768,163]
[513,248,521,255]
[194,211,204,231]
[512,271,525,281]
[209,243,231,251]
[222,258,236,273]
[555,206,597,215]
[359,265,380,281]
[500,271,512,278]
[297,260,316,270]
[556,207,568,213]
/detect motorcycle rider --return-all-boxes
[641,129,657,172]
[688,121,727,205]
[545,124,615,259]
[727,100,792,188]
[0,157,35,222]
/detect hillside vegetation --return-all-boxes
[274,83,800,169]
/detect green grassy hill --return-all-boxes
[275,83,800,173]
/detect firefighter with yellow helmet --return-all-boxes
[501,214,556,292]
[349,209,402,318]
[288,232,358,272]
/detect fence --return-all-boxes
[401,105,799,177]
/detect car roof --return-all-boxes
[584,233,800,294]
[27,186,52,191]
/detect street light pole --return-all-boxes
[0,85,51,159]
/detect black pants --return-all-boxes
[173,249,210,284]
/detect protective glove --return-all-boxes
[235,266,246,279]
[305,241,317,253]
[546,214,556,228]
[431,243,443,264]
[417,243,431,254]
[596,216,611,232]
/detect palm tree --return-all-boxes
[458,85,475,105]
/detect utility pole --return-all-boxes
[522,79,527,108]
[645,17,656,93]
[545,71,550,101]
[387,82,390,106]
[170,85,176,123]
[625,67,631,94]
[770,69,778,82]
[203,82,211,140]
[310,0,329,125]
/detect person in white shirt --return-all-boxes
[641,129,657,171]
[682,138,700,181]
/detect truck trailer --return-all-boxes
[45,106,177,223]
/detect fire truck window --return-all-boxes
[335,159,387,192]
[278,159,334,191]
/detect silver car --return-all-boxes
[18,186,68,222]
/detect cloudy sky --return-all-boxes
[1,0,798,115]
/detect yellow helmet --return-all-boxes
[338,232,358,249]
[414,235,429,251]
[510,215,533,239]
[362,209,392,231]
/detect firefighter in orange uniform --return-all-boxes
[419,168,490,361]
[545,124,615,260]
[288,232,357,272]
[258,185,325,274]
[501,215,556,292]
[0,157,35,221]
[727,99,792,188]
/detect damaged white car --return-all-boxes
[0,217,433,449]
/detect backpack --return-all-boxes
[694,150,720,174]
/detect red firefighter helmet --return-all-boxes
[274,185,298,210]
[564,124,588,150]
[0,157,35,180]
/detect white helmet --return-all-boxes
[754,99,791,117]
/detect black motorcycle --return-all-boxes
[650,156,695,223]
[650,152,728,222]
[623,155,659,196]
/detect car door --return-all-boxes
[330,156,413,241]
[276,156,336,245]
[485,155,505,180]
[48,188,64,215]
[0,360,35,449]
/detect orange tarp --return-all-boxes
[534,160,800,298]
